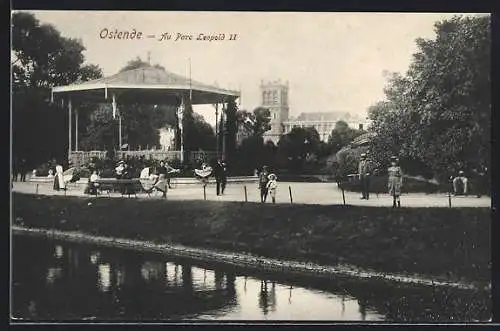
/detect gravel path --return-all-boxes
[11,181,491,208]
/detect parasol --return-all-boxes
[195,166,212,178]
[140,167,151,179]
[62,167,76,182]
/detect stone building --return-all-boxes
[261,80,290,144]
[259,80,370,144]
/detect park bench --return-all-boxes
[93,178,142,198]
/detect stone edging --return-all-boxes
[12,225,488,292]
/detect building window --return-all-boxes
[273,91,278,104]
[359,124,363,130]
[273,113,276,119]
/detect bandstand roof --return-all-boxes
[51,65,240,105]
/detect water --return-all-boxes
[11,236,490,322]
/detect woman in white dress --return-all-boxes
[53,165,66,191]
[387,156,403,208]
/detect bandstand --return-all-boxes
[51,65,240,166]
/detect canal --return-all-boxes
[11,235,490,322]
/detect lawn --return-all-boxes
[12,193,490,285]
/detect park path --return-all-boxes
[11,181,491,208]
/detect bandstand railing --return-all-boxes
[69,150,220,167]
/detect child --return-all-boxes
[387,156,403,208]
[266,173,278,204]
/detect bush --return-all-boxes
[340,175,443,194]
[35,163,52,177]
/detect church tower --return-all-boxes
[260,80,289,144]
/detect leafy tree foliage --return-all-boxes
[224,99,238,164]
[368,15,490,180]
[12,12,103,167]
[236,107,272,137]
[328,120,365,154]
[277,127,321,173]
[118,56,165,72]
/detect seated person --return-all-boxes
[115,161,125,179]
[87,170,100,195]
[452,170,468,195]
[47,169,54,178]
[121,163,135,195]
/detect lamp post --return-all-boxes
[177,96,185,163]
[215,103,219,158]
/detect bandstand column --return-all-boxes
[68,98,72,162]
[177,94,185,163]
[215,103,219,158]
[75,107,79,151]
[222,102,227,160]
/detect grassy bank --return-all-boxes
[12,193,490,284]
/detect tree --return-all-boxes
[368,15,490,180]
[277,126,321,173]
[224,99,238,164]
[327,120,364,154]
[79,104,117,151]
[12,12,103,166]
[119,56,165,72]
[236,107,271,137]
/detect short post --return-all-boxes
[288,186,293,204]
[341,185,346,206]
[448,192,452,208]
[244,185,248,202]
[36,184,39,195]
[203,185,206,201]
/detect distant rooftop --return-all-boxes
[292,112,363,122]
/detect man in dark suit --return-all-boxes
[214,159,227,196]
[358,153,372,200]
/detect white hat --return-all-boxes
[268,173,277,180]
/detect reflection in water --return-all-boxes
[259,281,277,315]
[89,252,99,265]
[141,261,165,282]
[182,264,193,292]
[45,267,62,285]
[358,298,367,321]
[116,267,126,287]
[215,271,225,291]
[28,300,37,318]
[54,245,63,259]
[11,236,490,321]
[97,263,111,292]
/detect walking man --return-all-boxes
[19,158,27,182]
[214,159,227,196]
[358,153,372,199]
[259,166,270,203]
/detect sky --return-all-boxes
[15,11,484,125]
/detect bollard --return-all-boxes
[341,187,346,205]
[448,193,452,208]
[64,188,67,196]
[288,186,293,204]
[244,186,248,202]
[36,184,39,195]
[203,185,206,201]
